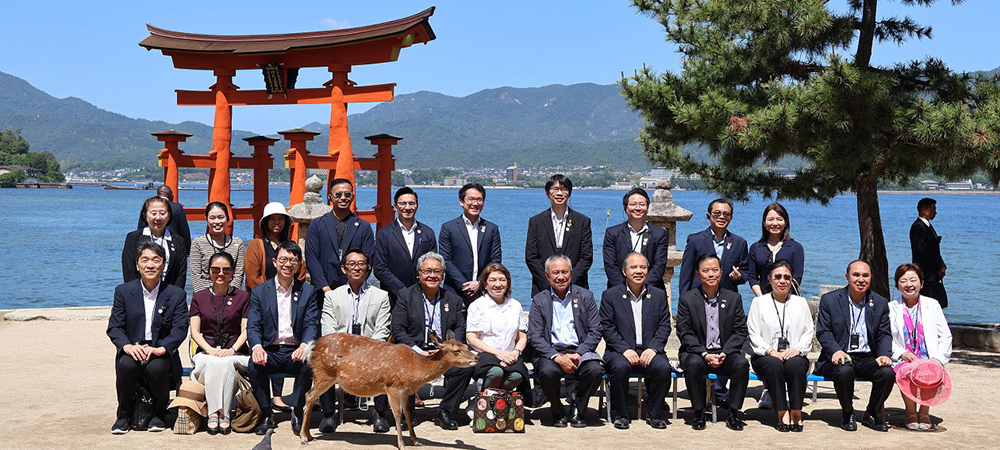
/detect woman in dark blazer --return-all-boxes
[122,196,188,289]
[748,202,804,297]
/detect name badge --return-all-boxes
[849,333,860,351]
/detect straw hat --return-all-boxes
[895,359,952,407]
[168,380,208,417]
[259,202,291,236]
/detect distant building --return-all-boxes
[443,177,466,186]
[920,179,940,190]
[650,168,679,179]
[945,180,973,191]
[506,164,518,183]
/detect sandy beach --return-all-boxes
[2,307,997,450]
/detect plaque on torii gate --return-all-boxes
[139,7,435,232]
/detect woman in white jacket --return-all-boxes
[890,263,952,430]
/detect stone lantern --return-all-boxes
[646,178,692,302]
[287,175,332,282]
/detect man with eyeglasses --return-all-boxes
[439,182,502,304]
[305,177,375,296]
[317,248,392,433]
[679,198,749,295]
[247,241,321,435]
[373,187,438,309]
[391,252,473,430]
[603,187,669,290]
[525,174,593,296]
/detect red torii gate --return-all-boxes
[139,7,435,235]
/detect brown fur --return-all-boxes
[300,331,477,449]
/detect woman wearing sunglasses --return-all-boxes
[189,252,251,435]
[747,260,814,432]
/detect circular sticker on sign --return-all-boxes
[475,418,486,430]
[515,398,523,407]
[496,398,507,410]
[477,398,488,410]
[485,427,495,433]
[514,418,524,431]
[508,408,516,420]
[496,418,507,430]
[486,410,495,420]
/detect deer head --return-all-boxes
[428,330,478,368]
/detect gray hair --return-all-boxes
[544,254,573,273]
[416,251,447,282]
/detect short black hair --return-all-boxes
[394,186,418,204]
[156,185,174,201]
[277,240,302,260]
[328,177,354,191]
[139,196,173,227]
[708,198,734,214]
[341,248,371,266]
[545,174,573,196]
[135,241,166,265]
[622,188,649,208]
[767,259,793,278]
[459,182,486,201]
[845,259,870,274]
[917,197,936,212]
[696,253,720,269]
[205,201,229,221]
[209,251,235,269]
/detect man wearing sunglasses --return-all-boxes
[678,198,749,295]
[305,178,376,296]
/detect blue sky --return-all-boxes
[1,0,997,134]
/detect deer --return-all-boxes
[300,330,478,449]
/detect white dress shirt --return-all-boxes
[629,222,649,252]
[399,219,417,256]
[141,281,160,341]
[551,209,567,248]
[464,215,481,279]
[747,293,814,356]
[466,295,527,353]
[627,286,645,346]
[273,281,297,346]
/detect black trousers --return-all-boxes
[115,352,172,420]
[750,354,809,411]
[604,351,671,420]
[248,346,312,418]
[821,353,895,416]
[320,390,389,418]
[680,351,749,412]
[534,356,603,415]
[438,366,474,416]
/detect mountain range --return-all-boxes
[0,71,652,171]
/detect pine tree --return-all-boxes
[621,0,1000,296]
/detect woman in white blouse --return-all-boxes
[466,263,529,390]
[889,263,952,430]
[747,260,813,432]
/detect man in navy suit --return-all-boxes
[391,252,473,430]
[528,255,603,428]
[438,182,502,303]
[306,177,375,295]
[814,260,894,432]
[603,188,668,289]
[373,187,437,308]
[248,241,321,435]
[678,198,749,295]
[135,185,191,256]
[676,254,750,431]
[107,241,190,434]
[525,174,593,296]
[600,253,672,430]
[910,198,948,307]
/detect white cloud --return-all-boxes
[319,18,351,29]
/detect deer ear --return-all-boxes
[445,329,456,341]
[428,331,443,347]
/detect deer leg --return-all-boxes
[387,389,408,450]
[301,377,337,444]
[401,393,419,445]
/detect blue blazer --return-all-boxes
[247,278,320,350]
[305,212,375,291]
[678,228,749,294]
[599,284,671,354]
[372,220,438,303]
[527,285,602,360]
[524,208,593,295]
[107,280,189,384]
[747,239,804,293]
[814,287,891,375]
[675,287,747,357]
[438,215,502,297]
[602,221,669,289]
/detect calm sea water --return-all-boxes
[0,185,995,324]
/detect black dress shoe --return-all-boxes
[776,423,790,432]
[647,417,668,429]
[841,415,857,431]
[255,417,275,435]
[862,413,889,432]
[613,416,630,430]
[111,417,130,435]
[291,413,303,435]
[147,416,167,432]
[434,410,459,430]
[319,416,338,433]
[725,411,746,431]
[568,405,586,428]
[691,411,706,430]
[272,404,293,414]
[373,415,390,433]
[791,423,804,432]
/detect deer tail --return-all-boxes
[304,340,318,364]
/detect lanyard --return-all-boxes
[904,302,922,351]
[771,296,787,339]
[424,296,441,344]
[849,298,865,335]
[350,287,364,328]
[208,288,232,347]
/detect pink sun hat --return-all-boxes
[896,359,952,407]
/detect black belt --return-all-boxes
[138,340,153,345]
[848,351,874,358]
[266,343,299,351]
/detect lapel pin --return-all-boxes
[642,237,649,246]
[227,300,233,306]
[726,242,732,250]
[622,294,627,299]
[646,293,651,299]
[444,304,450,313]
[417,229,422,234]
[869,300,874,307]
[158,306,166,314]
[293,293,299,302]
[354,222,359,227]
[481,225,486,233]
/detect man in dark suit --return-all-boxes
[135,185,191,256]
[248,241,321,435]
[107,241,190,434]
[677,254,750,431]
[525,174,593,296]
[373,187,437,308]
[528,255,603,428]
[603,188,669,289]
[600,253,672,430]
[814,260,894,432]
[678,198,749,294]
[305,178,375,295]
[391,252,474,430]
[910,198,948,307]
[438,182,502,303]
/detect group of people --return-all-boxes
[107,177,953,437]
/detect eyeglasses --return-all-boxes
[276,257,299,265]
[549,187,569,193]
[139,257,164,265]
[464,198,484,205]
[710,211,733,218]
[547,269,571,276]
[343,261,368,269]
[331,191,354,199]
[209,267,234,275]
[419,268,444,276]
[771,274,792,281]
[627,202,647,208]
[396,201,417,207]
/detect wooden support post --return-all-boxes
[243,135,278,238]
[152,130,194,204]
[364,134,402,230]
[209,69,237,215]
[326,67,356,206]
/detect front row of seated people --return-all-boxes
[109,242,951,435]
